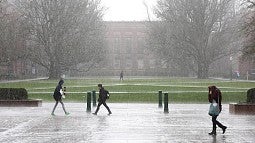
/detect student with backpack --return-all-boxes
[93,84,112,115]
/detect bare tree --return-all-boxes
[242,0,255,57]
[0,0,26,76]
[147,0,239,78]
[15,0,105,79]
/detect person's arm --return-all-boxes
[106,90,110,99]
[219,90,222,105]
[218,90,222,111]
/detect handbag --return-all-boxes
[208,99,220,116]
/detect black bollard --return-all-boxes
[164,92,169,113]
[87,92,91,112]
[92,90,97,107]
[158,90,163,108]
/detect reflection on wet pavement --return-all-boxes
[0,103,254,142]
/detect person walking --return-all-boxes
[208,86,227,135]
[120,70,124,81]
[93,84,112,115]
[51,79,70,116]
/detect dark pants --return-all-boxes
[212,115,224,131]
[95,100,111,114]
[51,99,67,114]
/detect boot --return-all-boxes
[93,106,99,115]
[209,127,216,135]
[208,130,216,135]
[222,126,227,134]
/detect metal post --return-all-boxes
[230,56,233,80]
[164,92,169,113]
[92,90,96,107]
[86,92,91,112]
[247,71,249,80]
[158,90,163,108]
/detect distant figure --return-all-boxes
[51,79,69,116]
[208,86,227,135]
[235,71,240,79]
[120,70,124,81]
[93,84,112,115]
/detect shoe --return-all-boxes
[108,112,112,115]
[51,113,55,116]
[208,131,216,135]
[92,113,97,115]
[222,126,227,134]
[65,112,70,115]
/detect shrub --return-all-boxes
[247,88,255,103]
[0,88,28,100]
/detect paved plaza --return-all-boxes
[0,103,254,143]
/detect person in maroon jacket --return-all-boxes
[93,84,112,115]
[208,86,227,135]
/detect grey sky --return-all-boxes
[101,0,157,21]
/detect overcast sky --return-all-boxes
[101,0,158,21]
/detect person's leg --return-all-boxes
[51,101,59,115]
[215,117,227,134]
[103,102,112,114]
[59,100,68,114]
[59,100,69,115]
[94,102,102,115]
[209,116,217,135]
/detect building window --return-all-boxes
[114,38,120,53]
[105,38,112,52]
[137,38,145,53]
[126,56,132,69]
[114,56,120,69]
[124,38,132,53]
[138,60,144,69]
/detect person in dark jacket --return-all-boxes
[51,79,69,116]
[208,86,227,135]
[93,84,112,115]
[120,70,124,81]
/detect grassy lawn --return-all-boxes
[0,77,252,103]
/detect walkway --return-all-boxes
[0,103,254,143]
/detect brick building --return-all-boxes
[239,56,255,79]
[85,21,168,76]
[105,21,163,76]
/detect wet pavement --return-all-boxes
[0,103,254,143]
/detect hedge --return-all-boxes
[247,88,255,103]
[0,88,28,100]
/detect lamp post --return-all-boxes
[230,56,233,80]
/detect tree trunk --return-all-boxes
[48,61,61,79]
[197,62,209,79]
